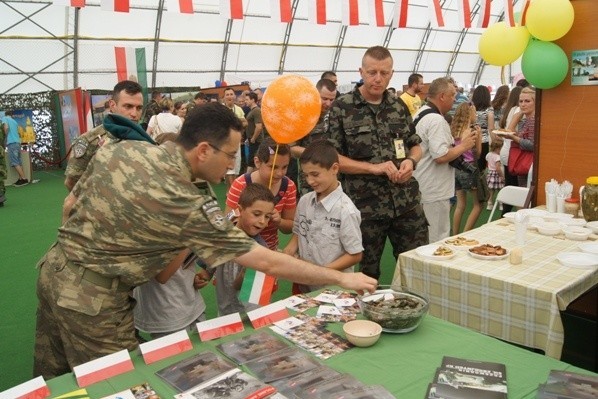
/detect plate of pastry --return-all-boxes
[468,244,509,260]
[415,244,457,260]
[444,236,480,250]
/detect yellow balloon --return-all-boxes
[526,0,574,41]
[479,22,531,66]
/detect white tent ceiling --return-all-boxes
[1,0,522,94]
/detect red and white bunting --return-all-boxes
[196,313,244,341]
[428,0,445,27]
[101,0,129,13]
[247,300,290,329]
[139,330,193,365]
[308,0,327,25]
[520,0,531,26]
[456,0,471,29]
[52,0,85,7]
[220,0,244,20]
[504,0,515,26]
[73,350,134,387]
[392,0,409,29]
[367,0,385,27]
[477,0,492,28]
[0,376,49,399]
[166,0,194,14]
[341,0,359,26]
[270,0,293,23]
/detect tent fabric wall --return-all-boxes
[1,0,521,94]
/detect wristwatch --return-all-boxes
[404,157,417,171]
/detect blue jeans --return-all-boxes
[7,142,22,167]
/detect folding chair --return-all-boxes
[487,186,531,222]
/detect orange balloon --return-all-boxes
[261,75,321,144]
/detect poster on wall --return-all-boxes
[91,94,112,127]
[9,110,36,144]
[58,88,85,151]
[571,49,598,86]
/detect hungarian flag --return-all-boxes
[456,0,471,29]
[308,0,327,25]
[247,300,290,329]
[139,330,193,364]
[52,0,85,7]
[166,0,194,14]
[239,268,275,306]
[0,376,49,399]
[428,0,445,27]
[73,350,134,387]
[196,313,244,341]
[392,0,409,28]
[368,0,385,27]
[114,47,148,88]
[101,0,129,13]
[477,0,492,28]
[341,0,359,26]
[270,0,293,23]
[220,0,244,19]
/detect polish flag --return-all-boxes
[101,0,129,13]
[114,47,147,88]
[0,376,49,399]
[341,0,359,26]
[247,300,290,329]
[239,269,275,306]
[477,0,492,28]
[504,0,516,26]
[220,0,244,20]
[271,0,293,23]
[52,0,86,7]
[166,0,194,14]
[428,0,445,28]
[308,0,327,25]
[196,313,244,341]
[139,330,193,365]
[368,0,385,27]
[520,0,531,26]
[456,0,471,29]
[392,0,409,28]
[73,350,134,387]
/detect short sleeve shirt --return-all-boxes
[245,106,263,142]
[327,85,422,219]
[399,92,423,117]
[61,140,256,287]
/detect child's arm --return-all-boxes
[324,252,363,272]
[495,160,505,181]
[282,233,299,257]
[276,206,296,234]
[155,249,191,283]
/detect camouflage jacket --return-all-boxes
[65,125,114,187]
[59,140,256,287]
[143,100,162,125]
[296,111,330,195]
[327,85,422,219]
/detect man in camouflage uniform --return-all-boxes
[33,103,376,379]
[0,124,6,206]
[327,46,429,281]
[64,80,145,191]
[290,78,337,196]
[141,90,163,130]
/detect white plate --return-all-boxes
[467,249,510,261]
[415,244,456,260]
[556,252,598,269]
[586,221,598,234]
[578,243,598,255]
[518,209,549,218]
[543,212,574,221]
[502,212,517,223]
[559,218,587,227]
[444,237,480,250]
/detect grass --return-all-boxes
[0,169,499,391]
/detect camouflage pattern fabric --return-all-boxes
[143,100,161,126]
[297,112,330,196]
[328,85,428,279]
[64,124,113,187]
[0,127,6,202]
[34,140,256,378]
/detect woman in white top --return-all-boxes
[146,98,182,139]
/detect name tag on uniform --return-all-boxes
[394,139,406,159]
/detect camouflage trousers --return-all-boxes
[33,243,137,379]
[359,205,429,281]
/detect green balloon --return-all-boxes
[522,40,569,89]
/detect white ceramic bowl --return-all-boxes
[536,222,562,236]
[578,242,598,255]
[586,221,598,234]
[559,218,587,227]
[543,212,574,222]
[342,320,382,347]
[502,212,517,223]
[562,226,592,241]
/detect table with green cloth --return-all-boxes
[45,311,597,399]
[392,219,598,359]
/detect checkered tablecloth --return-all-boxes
[392,220,598,359]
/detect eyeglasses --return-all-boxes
[208,143,237,161]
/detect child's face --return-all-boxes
[255,154,290,184]
[301,162,339,198]
[237,200,275,236]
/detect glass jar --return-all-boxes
[564,198,580,217]
[580,177,598,222]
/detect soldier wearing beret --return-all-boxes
[328,46,429,281]
[34,102,377,379]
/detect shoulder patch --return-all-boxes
[72,139,88,159]
[201,199,229,231]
